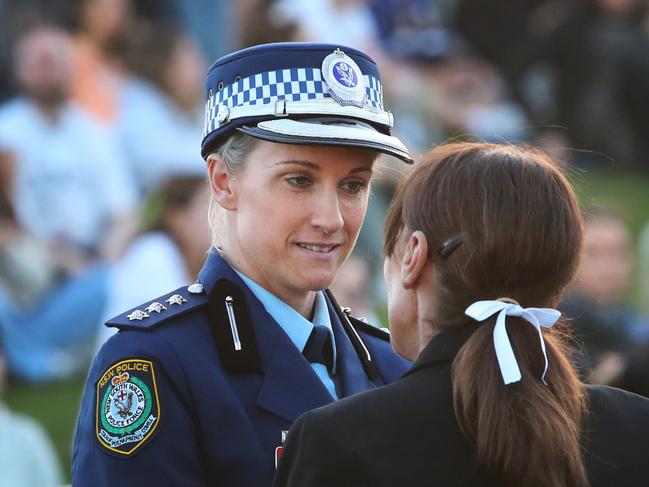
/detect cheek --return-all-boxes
[342,197,369,234]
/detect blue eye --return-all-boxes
[286,176,312,188]
[342,180,368,194]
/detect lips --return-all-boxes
[296,242,341,253]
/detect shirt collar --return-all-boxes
[234,269,337,369]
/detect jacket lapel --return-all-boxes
[327,298,383,396]
[255,322,334,422]
[199,250,335,423]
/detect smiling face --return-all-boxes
[213,140,375,309]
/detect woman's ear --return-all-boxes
[207,155,237,210]
[401,230,429,289]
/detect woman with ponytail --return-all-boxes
[275,142,649,487]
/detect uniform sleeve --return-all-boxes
[72,329,206,487]
[273,410,369,487]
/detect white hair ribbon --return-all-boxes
[464,300,562,385]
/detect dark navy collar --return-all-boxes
[198,248,238,292]
[404,325,478,378]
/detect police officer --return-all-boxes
[71,42,413,486]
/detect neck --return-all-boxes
[417,320,436,355]
[220,243,317,320]
[287,291,317,320]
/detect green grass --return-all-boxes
[4,374,86,483]
[570,168,649,237]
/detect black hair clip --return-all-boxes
[439,234,464,260]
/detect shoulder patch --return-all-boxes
[95,358,161,456]
[349,316,391,341]
[106,285,207,330]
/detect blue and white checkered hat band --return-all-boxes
[202,67,384,139]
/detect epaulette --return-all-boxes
[347,315,391,341]
[106,283,208,331]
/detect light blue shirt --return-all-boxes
[235,271,339,399]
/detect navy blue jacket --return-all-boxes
[72,251,410,486]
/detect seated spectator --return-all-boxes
[0,150,107,382]
[96,174,211,348]
[68,0,133,126]
[0,23,138,262]
[561,207,642,384]
[0,331,63,486]
[117,24,206,195]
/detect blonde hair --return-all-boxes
[206,132,258,247]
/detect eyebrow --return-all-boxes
[272,160,373,175]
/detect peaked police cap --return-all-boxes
[201,42,412,163]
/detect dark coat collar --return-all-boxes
[404,325,478,378]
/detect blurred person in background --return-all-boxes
[0,151,105,382]
[0,331,63,486]
[503,0,649,168]
[273,0,379,51]
[0,23,137,261]
[639,220,649,332]
[235,0,299,48]
[0,25,137,381]
[96,174,211,349]
[329,253,381,326]
[275,142,649,487]
[560,207,641,385]
[118,24,206,195]
[67,0,134,126]
[615,217,649,397]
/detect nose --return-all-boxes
[311,187,344,234]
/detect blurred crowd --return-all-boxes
[1,0,649,483]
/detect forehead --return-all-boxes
[245,140,376,171]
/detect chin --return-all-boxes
[300,272,337,292]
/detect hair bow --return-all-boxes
[465,300,561,385]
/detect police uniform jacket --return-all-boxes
[274,326,649,487]
[72,250,410,486]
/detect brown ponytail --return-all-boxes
[385,143,588,487]
[453,323,587,486]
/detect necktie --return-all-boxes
[303,325,334,372]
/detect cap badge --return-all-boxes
[321,48,367,108]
